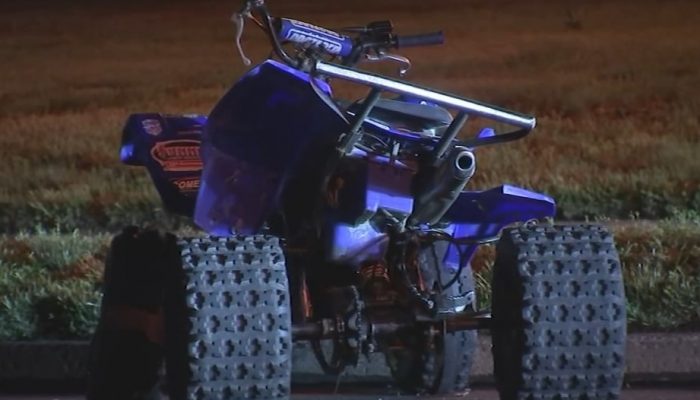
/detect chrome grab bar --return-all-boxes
[314,60,536,131]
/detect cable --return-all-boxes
[417,229,498,291]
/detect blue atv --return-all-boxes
[87,1,627,399]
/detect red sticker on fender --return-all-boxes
[150,140,202,172]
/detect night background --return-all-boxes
[0,0,698,398]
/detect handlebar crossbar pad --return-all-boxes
[278,18,354,57]
[396,31,445,48]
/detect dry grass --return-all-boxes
[1,220,698,339]
[470,218,700,330]
[0,0,699,230]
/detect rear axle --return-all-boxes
[291,310,492,341]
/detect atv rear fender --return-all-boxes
[442,185,556,271]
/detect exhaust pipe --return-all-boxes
[409,147,475,225]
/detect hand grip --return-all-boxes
[395,31,445,48]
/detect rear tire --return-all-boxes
[386,241,477,395]
[87,227,177,400]
[164,235,292,400]
[491,224,626,400]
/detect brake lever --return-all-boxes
[365,51,411,77]
[231,11,252,66]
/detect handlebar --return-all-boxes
[395,32,445,48]
[234,1,537,153]
[234,0,444,70]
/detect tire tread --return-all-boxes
[165,235,292,400]
[492,224,626,400]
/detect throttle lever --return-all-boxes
[231,11,252,66]
[365,51,411,77]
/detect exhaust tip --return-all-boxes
[454,151,475,172]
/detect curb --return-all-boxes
[292,332,700,384]
[1,333,699,388]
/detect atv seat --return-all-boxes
[350,98,453,135]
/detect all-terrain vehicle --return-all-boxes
[88,1,627,399]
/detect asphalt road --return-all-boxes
[2,387,699,400]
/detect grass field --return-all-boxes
[0,0,699,335]
[1,221,699,340]
[0,0,698,231]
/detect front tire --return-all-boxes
[164,235,292,400]
[491,224,626,400]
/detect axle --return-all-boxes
[291,310,492,341]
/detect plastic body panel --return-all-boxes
[442,185,557,270]
[120,113,206,216]
[326,182,555,269]
[194,60,348,235]
[324,148,415,264]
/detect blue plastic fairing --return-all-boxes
[328,220,389,264]
[120,113,206,216]
[442,185,556,270]
[195,60,349,235]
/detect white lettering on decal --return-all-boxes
[286,30,343,54]
[288,19,343,38]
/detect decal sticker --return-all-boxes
[142,119,163,136]
[171,177,201,193]
[176,129,203,136]
[289,19,344,38]
[150,139,202,172]
[286,30,343,54]
[283,19,345,55]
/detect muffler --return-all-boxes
[408,147,476,225]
